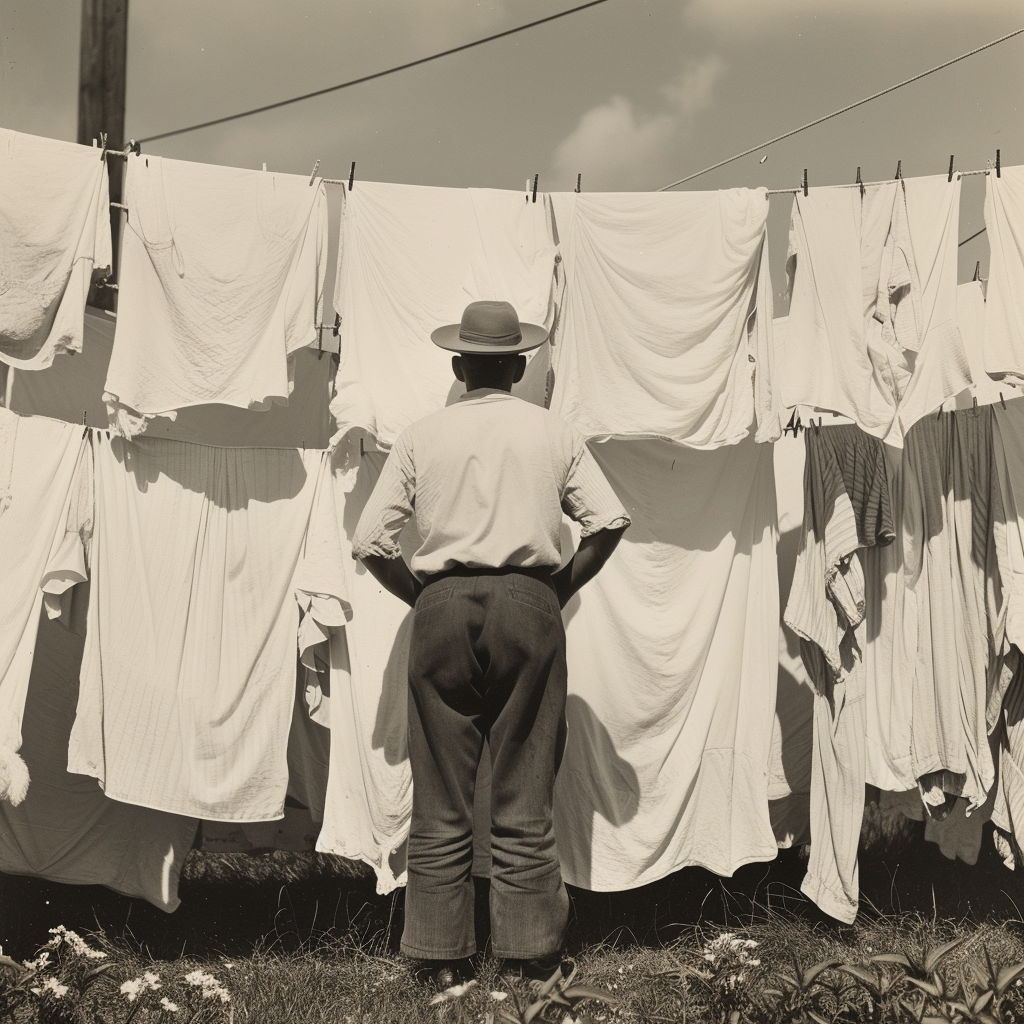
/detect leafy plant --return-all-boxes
[490,960,618,1024]
[758,952,842,1023]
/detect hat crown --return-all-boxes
[458,300,522,347]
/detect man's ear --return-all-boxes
[452,355,465,382]
[513,354,527,384]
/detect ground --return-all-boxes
[3,805,1024,1022]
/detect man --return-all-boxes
[352,299,630,988]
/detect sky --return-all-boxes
[2,0,1022,305]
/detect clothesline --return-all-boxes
[764,166,994,196]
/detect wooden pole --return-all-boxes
[77,0,129,311]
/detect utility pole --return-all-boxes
[77,0,129,311]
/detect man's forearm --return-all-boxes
[359,553,422,607]
[551,525,627,609]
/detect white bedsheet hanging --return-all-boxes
[553,434,780,889]
[983,165,1024,385]
[0,409,91,805]
[547,190,779,447]
[68,436,349,822]
[0,129,112,370]
[329,182,559,449]
[103,154,328,436]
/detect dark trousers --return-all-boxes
[400,568,569,960]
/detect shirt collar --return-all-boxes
[457,387,516,402]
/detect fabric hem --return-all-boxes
[98,788,286,824]
[800,872,857,924]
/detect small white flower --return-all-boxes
[159,997,179,1013]
[120,978,143,1002]
[490,991,508,1001]
[428,979,477,1005]
[184,969,230,1003]
[32,976,69,999]
[46,925,107,960]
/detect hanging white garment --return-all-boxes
[0,409,91,804]
[329,182,558,449]
[0,129,112,370]
[68,436,348,821]
[104,154,328,435]
[316,450,420,894]
[10,308,335,448]
[0,609,197,911]
[943,281,1006,410]
[548,190,779,447]
[553,434,779,889]
[983,165,1024,384]
[781,175,970,446]
[769,412,814,849]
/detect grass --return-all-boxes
[4,802,1024,1022]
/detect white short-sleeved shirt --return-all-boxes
[351,389,631,579]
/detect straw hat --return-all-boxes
[431,300,548,354]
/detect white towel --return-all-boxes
[548,190,779,447]
[984,165,1024,385]
[329,182,558,449]
[103,154,328,435]
[0,409,92,804]
[0,129,112,369]
[68,437,349,821]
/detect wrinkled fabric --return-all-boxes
[553,435,779,889]
[782,176,970,446]
[316,450,418,893]
[68,436,348,821]
[0,610,197,910]
[945,281,1005,409]
[0,410,91,804]
[104,154,328,434]
[330,182,558,449]
[0,130,112,369]
[548,190,779,447]
[785,424,894,924]
[769,424,814,849]
[983,165,1024,384]
[863,411,1002,811]
[10,309,336,448]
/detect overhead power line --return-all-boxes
[659,27,1024,192]
[958,227,987,248]
[137,0,613,144]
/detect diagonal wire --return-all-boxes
[659,27,1023,191]
[137,0,613,144]
[958,227,987,248]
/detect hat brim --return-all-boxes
[430,321,549,354]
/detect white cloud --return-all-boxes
[550,57,723,190]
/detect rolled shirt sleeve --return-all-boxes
[561,433,632,537]
[351,433,416,560]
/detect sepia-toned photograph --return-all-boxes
[1,1,1023,1020]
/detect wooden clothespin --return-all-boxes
[997,149,1001,178]
[972,395,978,412]
[332,312,341,337]
[308,159,320,185]
[129,139,141,155]
[937,402,945,420]
[783,410,799,437]
[1000,392,1007,410]
[359,437,365,458]
[856,166,864,199]
[802,168,808,197]
[947,155,954,183]
[531,173,539,204]
[974,261,982,282]
[83,411,87,426]
[575,173,581,194]
[348,161,356,191]
[317,328,323,360]
[894,159,902,180]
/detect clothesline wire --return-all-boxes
[134,0,614,144]
[658,26,1023,192]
